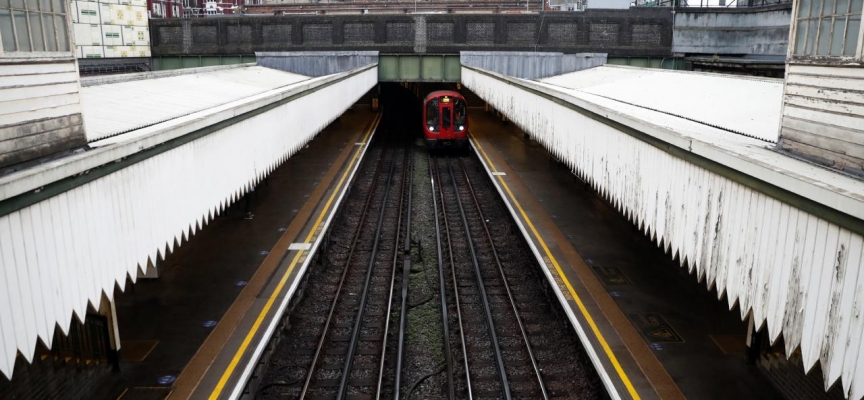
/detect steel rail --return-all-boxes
[377,146,412,399]
[445,157,512,400]
[434,156,472,400]
[298,145,393,400]
[430,156,458,400]
[395,257,411,398]
[404,147,414,255]
[394,146,414,399]
[458,157,549,399]
[336,147,401,400]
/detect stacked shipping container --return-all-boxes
[70,0,151,59]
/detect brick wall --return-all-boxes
[150,10,674,57]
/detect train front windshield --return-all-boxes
[426,98,439,131]
[454,99,466,127]
[427,95,466,134]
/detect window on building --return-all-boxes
[794,0,864,58]
[0,0,70,53]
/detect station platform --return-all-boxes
[467,111,782,400]
[93,107,380,400]
[92,102,780,400]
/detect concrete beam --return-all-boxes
[460,51,607,79]
[150,12,674,58]
[256,51,378,76]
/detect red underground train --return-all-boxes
[423,90,468,150]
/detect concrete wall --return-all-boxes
[150,11,674,57]
[586,0,632,9]
[256,51,379,76]
[460,51,607,79]
[672,4,792,56]
[0,57,88,170]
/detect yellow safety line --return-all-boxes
[470,133,640,400]
[210,112,381,399]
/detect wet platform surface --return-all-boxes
[95,107,379,400]
[468,110,782,400]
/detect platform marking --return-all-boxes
[630,314,684,344]
[592,265,632,286]
[159,376,177,385]
[470,133,639,400]
[210,112,381,400]
[491,171,507,176]
[288,243,312,251]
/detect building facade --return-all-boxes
[184,0,242,16]
[70,0,151,59]
[149,0,183,18]
[0,1,89,169]
[779,0,864,176]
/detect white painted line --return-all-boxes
[355,142,366,146]
[288,243,311,251]
[491,172,507,176]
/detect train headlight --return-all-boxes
[458,126,464,131]
[428,126,435,132]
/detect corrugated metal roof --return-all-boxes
[79,66,310,141]
[540,65,784,142]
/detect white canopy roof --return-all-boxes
[80,65,309,141]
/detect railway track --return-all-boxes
[450,154,605,399]
[259,133,602,400]
[432,156,548,399]
[259,136,412,399]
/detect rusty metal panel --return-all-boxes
[462,65,864,399]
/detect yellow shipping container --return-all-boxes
[100,4,146,26]
[130,5,148,27]
[121,25,150,46]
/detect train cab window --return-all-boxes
[426,98,439,130]
[442,104,452,129]
[454,99,467,127]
